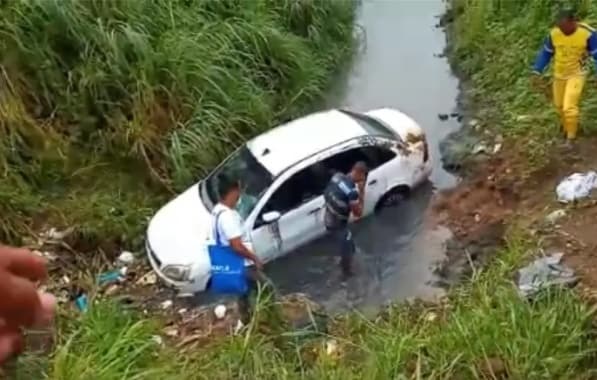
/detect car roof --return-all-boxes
[246,109,368,176]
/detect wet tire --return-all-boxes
[375,186,410,212]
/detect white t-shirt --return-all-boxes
[207,203,244,246]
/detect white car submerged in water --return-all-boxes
[146,108,432,293]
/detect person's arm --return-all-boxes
[532,35,554,75]
[587,31,597,70]
[219,212,263,269]
[348,184,363,219]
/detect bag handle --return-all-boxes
[213,210,226,246]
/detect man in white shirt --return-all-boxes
[210,175,265,322]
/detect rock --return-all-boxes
[161,300,173,310]
[546,209,566,224]
[117,251,135,264]
[439,130,481,172]
[438,113,449,121]
[163,327,179,337]
[474,214,482,223]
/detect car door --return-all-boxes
[253,164,327,258]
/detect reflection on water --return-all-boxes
[265,0,461,313]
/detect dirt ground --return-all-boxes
[431,134,597,290]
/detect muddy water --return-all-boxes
[266,0,461,314]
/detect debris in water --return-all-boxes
[517,252,578,298]
[75,294,89,312]
[546,209,566,224]
[136,271,158,286]
[438,113,449,121]
[214,304,227,319]
[450,112,460,118]
[161,300,173,310]
[556,171,597,203]
[117,251,135,264]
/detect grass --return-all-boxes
[449,0,597,168]
[9,233,597,379]
[0,0,357,246]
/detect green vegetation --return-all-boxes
[11,233,597,379]
[450,0,597,167]
[0,0,357,245]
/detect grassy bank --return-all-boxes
[0,0,357,246]
[450,0,597,167]
[12,232,596,379]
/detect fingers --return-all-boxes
[0,246,47,282]
[0,270,43,328]
[0,327,23,364]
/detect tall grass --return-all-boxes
[0,0,357,244]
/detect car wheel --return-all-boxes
[375,185,410,212]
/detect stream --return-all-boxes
[266,0,462,314]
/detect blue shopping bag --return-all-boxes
[208,211,248,295]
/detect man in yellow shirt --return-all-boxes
[532,9,597,142]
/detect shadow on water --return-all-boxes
[265,0,461,313]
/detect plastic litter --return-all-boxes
[117,251,135,264]
[556,171,597,203]
[214,304,227,319]
[98,270,124,286]
[517,252,578,298]
[75,294,89,312]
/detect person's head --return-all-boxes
[218,175,241,207]
[349,161,369,185]
[557,8,577,35]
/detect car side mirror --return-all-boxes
[262,211,281,224]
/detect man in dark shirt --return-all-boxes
[323,161,368,277]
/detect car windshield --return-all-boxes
[339,109,398,139]
[200,146,273,220]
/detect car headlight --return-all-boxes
[161,265,191,281]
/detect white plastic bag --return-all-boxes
[556,171,597,203]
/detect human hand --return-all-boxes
[0,245,56,364]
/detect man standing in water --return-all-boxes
[323,161,368,277]
[532,8,597,145]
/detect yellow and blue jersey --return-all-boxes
[533,22,597,78]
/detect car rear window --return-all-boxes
[339,109,397,139]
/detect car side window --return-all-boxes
[259,164,328,218]
[321,145,396,174]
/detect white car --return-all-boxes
[146,108,432,293]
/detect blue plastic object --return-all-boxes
[75,294,89,312]
[208,211,248,295]
[98,270,123,285]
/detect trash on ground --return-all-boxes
[160,300,173,310]
[233,320,244,335]
[151,335,164,346]
[62,275,71,285]
[492,143,502,154]
[163,326,179,337]
[472,143,489,155]
[517,252,578,298]
[325,339,339,356]
[119,266,128,276]
[546,209,566,224]
[98,270,124,286]
[136,271,158,286]
[42,227,72,241]
[556,171,597,203]
[75,294,89,312]
[214,304,227,319]
[117,251,135,264]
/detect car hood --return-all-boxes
[147,183,211,267]
[365,108,424,140]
